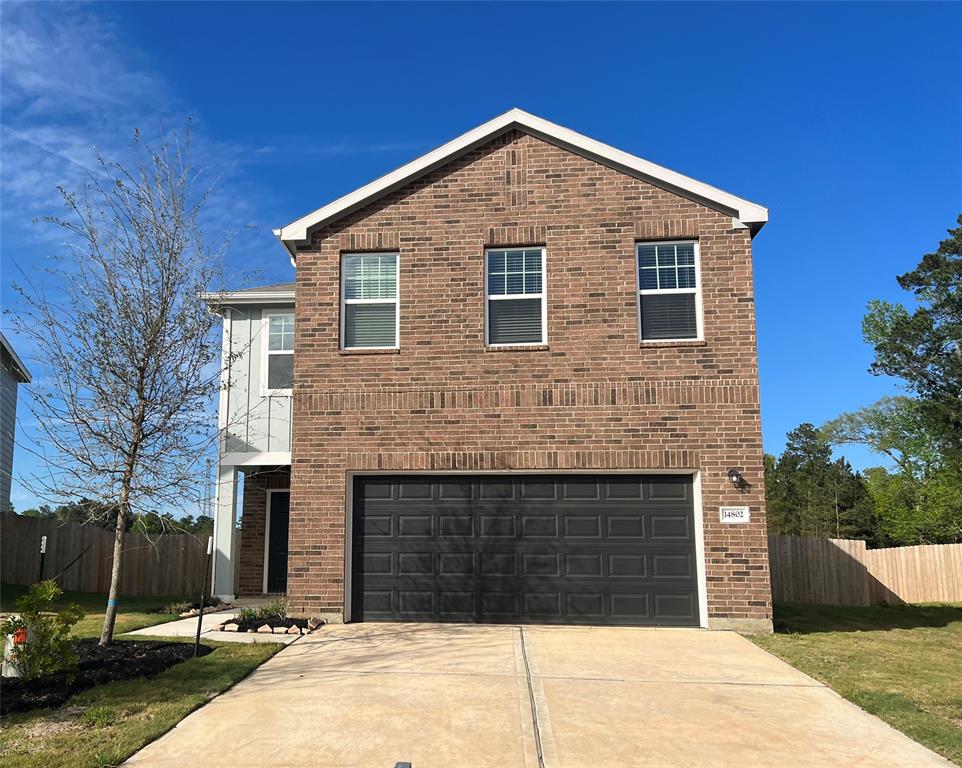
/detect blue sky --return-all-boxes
[2,2,960,510]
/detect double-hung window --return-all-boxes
[486,247,546,346]
[637,241,701,341]
[341,252,399,349]
[263,310,294,393]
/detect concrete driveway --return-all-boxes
[125,624,952,768]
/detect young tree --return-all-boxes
[10,129,226,645]
[863,215,962,456]
[824,397,962,544]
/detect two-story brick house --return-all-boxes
[205,109,772,632]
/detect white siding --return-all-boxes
[221,305,294,455]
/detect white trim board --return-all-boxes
[220,451,292,467]
[274,108,768,260]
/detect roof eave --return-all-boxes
[275,108,769,259]
[0,332,32,384]
[201,290,296,308]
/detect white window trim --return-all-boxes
[340,252,400,350]
[636,239,704,343]
[260,308,295,396]
[484,246,548,347]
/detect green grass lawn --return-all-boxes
[1,584,282,767]
[0,582,187,637]
[0,640,281,768]
[752,602,962,766]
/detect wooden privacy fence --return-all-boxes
[1,513,209,596]
[768,534,962,606]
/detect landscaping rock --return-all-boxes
[223,623,239,632]
[307,617,324,631]
[257,624,273,634]
[212,623,225,631]
[272,627,288,634]
[286,626,301,635]
[178,610,195,619]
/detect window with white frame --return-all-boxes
[486,247,545,345]
[637,241,700,341]
[264,311,294,392]
[341,253,399,349]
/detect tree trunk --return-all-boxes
[99,508,126,646]
[100,458,135,646]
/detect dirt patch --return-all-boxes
[0,638,212,716]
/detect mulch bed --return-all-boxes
[229,616,310,633]
[0,638,212,716]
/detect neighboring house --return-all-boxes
[0,331,31,514]
[205,108,773,632]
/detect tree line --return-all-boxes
[12,499,213,536]
[766,216,962,546]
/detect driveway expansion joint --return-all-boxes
[519,626,546,768]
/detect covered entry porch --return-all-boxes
[213,461,291,601]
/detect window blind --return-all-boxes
[488,298,543,345]
[640,293,698,340]
[345,303,397,348]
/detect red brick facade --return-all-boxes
[286,129,772,629]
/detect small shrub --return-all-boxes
[257,598,287,622]
[160,600,194,615]
[236,599,288,626]
[0,580,85,679]
[156,596,221,615]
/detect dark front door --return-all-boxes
[351,474,699,626]
[266,491,290,593]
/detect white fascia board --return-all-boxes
[275,108,769,257]
[201,290,295,307]
[0,331,31,383]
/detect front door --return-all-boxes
[266,491,290,593]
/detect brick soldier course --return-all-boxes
[275,116,772,631]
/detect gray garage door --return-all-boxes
[350,474,699,626]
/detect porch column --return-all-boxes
[212,464,238,601]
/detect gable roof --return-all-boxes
[274,108,768,260]
[0,331,31,384]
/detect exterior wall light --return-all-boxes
[727,468,747,489]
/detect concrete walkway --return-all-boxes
[124,624,953,768]
[123,609,302,645]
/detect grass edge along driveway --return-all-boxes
[752,602,962,767]
[0,639,282,768]
[1,584,283,768]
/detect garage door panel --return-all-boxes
[398,514,433,537]
[649,514,692,539]
[439,553,475,575]
[564,515,602,537]
[352,475,698,626]
[521,515,558,537]
[523,553,560,576]
[524,593,562,617]
[480,515,516,537]
[561,478,601,499]
[607,515,645,538]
